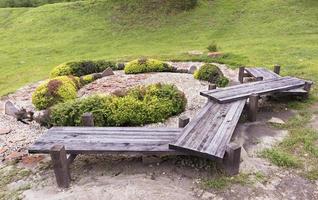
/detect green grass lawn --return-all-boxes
[0,0,317,96]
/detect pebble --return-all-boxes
[0,128,11,135]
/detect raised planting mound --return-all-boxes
[32,76,81,110]
[50,83,187,127]
[124,58,173,74]
[194,64,229,87]
[50,60,117,78]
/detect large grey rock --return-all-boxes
[188,65,197,74]
[5,101,19,116]
[102,67,114,77]
[268,117,285,124]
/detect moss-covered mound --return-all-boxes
[124,58,173,74]
[194,64,229,87]
[32,76,80,110]
[50,60,117,78]
[50,83,187,127]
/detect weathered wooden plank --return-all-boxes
[169,100,246,159]
[29,127,183,155]
[30,141,180,154]
[200,77,305,103]
[50,127,181,133]
[245,67,280,80]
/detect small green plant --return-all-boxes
[50,83,187,127]
[80,74,94,85]
[32,76,80,110]
[50,60,117,77]
[207,42,218,52]
[194,63,229,87]
[124,58,173,74]
[261,149,300,168]
[203,173,251,190]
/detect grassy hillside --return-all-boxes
[0,0,317,96]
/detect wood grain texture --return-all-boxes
[245,67,308,95]
[29,127,183,155]
[200,76,305,103]
[169,100,246,158]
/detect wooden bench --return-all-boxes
[238,66,310,95]
[29,126,184,188]
[169,100,245,175]
[200,76,306,103]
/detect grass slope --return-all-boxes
[0,0,317,95]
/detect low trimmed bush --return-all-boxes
[124,58,173,74]
[32,76,80,110]
[50,60,117,78]
[80,74,94,85]
[50,84,187,127]
[194,64,229,87]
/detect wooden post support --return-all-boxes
[238,67,245,83]
[208,84,217,90]
[274,64,281,75]
[223,143,241,175]
[50,145,71,188]
[248,94,259,122]
[304,81,313,92]
[255,76,263,81]
[81,112,94,126]
[178,116,190,128]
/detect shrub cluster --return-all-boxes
[50,60,117,78]
[50,84,187,127]
[32,76,80,110]
[124,58,173,74]
[194,64,229,87]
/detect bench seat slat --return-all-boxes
[200,77,305,103]
[29,127,182,154]
[169,100,246,159]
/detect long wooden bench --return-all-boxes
[169,100,245,174]
[200,76,306,103]
[239,66,310,95]
[29,127,185,188]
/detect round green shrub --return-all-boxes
[50,60,117,77]
[50,84,187,127]
[124,58,173,74]
[32,76,79,110]
[80,74,94,85]
[194,64,229,87]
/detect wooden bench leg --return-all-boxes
[248,94,259,122]
[304,81,313,99]
[274,64,281,75]
[222,143,241,175]
[50,145,71,188]
[238,67,245,83]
